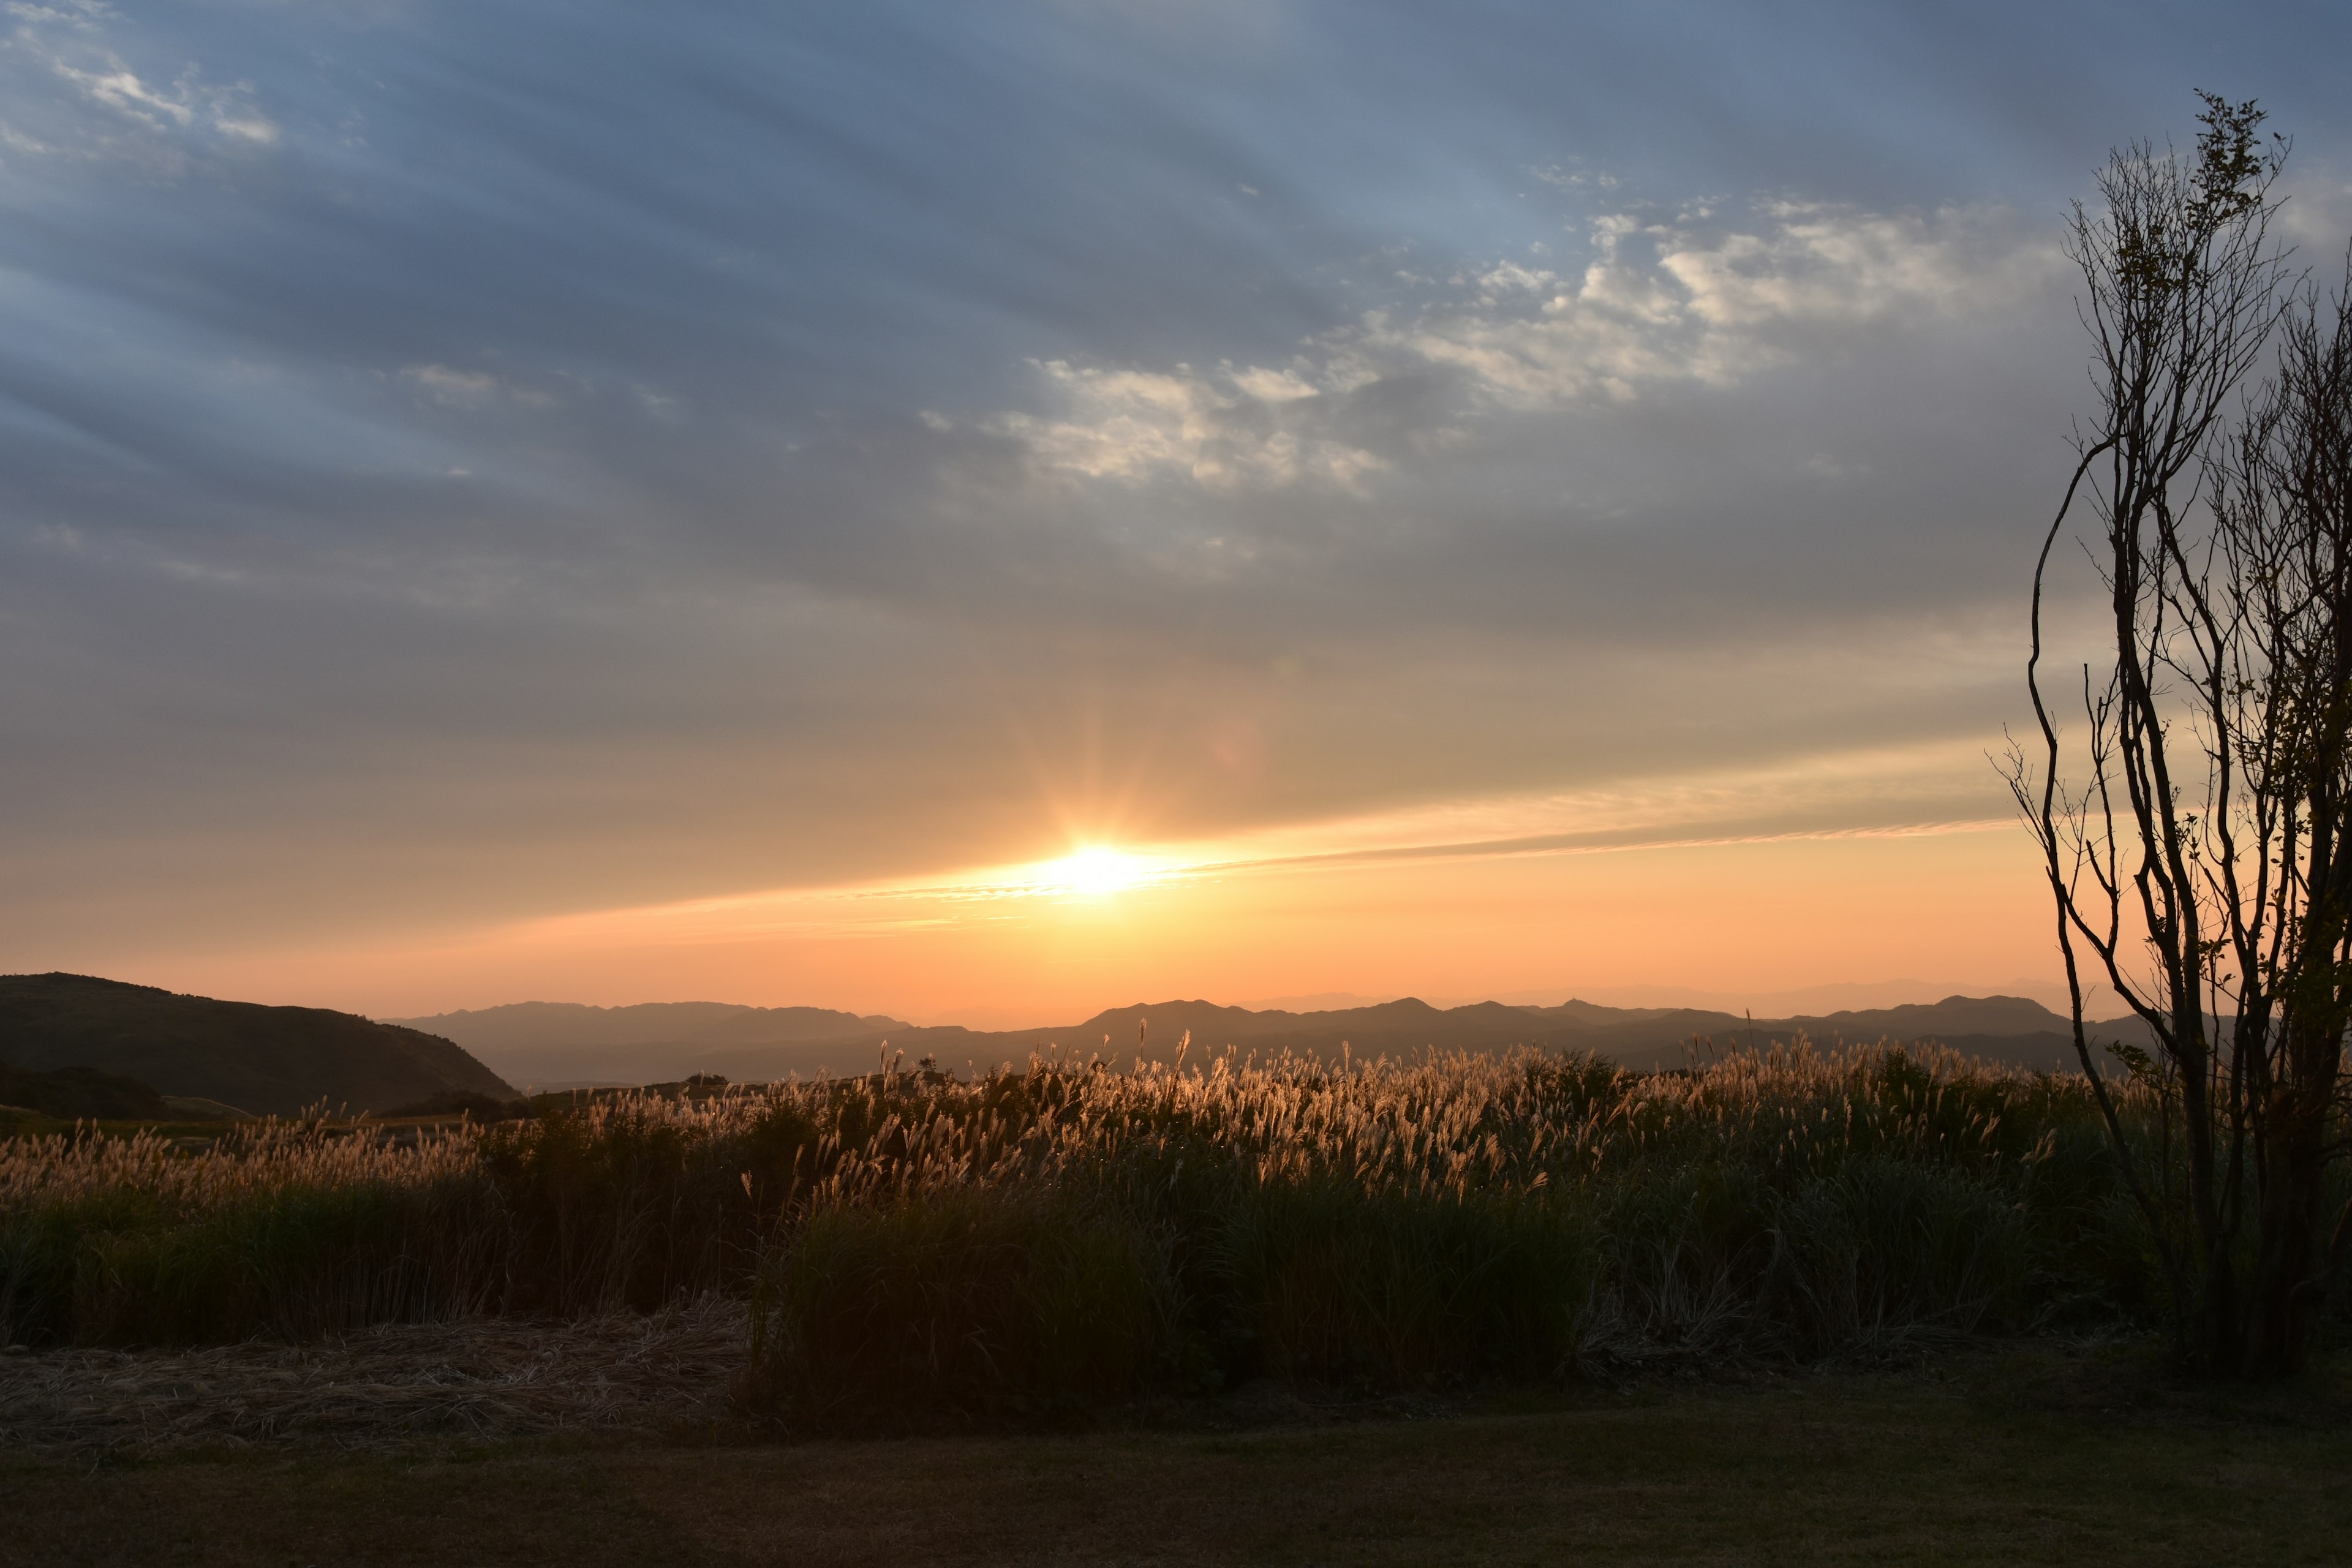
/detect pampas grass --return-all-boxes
[1,1040,2199,1427]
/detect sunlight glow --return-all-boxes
[1039,846,1161,895]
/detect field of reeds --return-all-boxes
[5,1039,2331,1426]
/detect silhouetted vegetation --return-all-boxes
[2010,94,2352,1375]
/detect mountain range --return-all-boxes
[0,971,2158,1118]
[393,992,2150,1089]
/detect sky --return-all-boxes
[4,1,2350,1025]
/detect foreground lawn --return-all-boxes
[4,1352,2348,1567]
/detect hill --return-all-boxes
[0,974,519,1116]
[0,1061,177,1121]
[399,989,2152,1087]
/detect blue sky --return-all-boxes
[4,1,2350,1012]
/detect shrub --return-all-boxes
[744,1185,1178,1426]
[1213,1178,1593,1387]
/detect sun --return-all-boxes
[1046,846,1156,895]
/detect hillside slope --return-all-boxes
[0,1061,176,1121]
[0,974,518,1115]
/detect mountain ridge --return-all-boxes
[395,990,2151,1088]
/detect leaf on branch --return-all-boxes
[2104,1040,2158,1083]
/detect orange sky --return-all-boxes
[106,758,2068,1026]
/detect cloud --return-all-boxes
[1667,203,2046,327]
[1174,734,2013,871]
[58,62,195,129]
[0,120,54,156]
[1395,204,2056,408]
[399,364,556,410]
[984,200,2057,491]
[987,359,1385,491]
[2,1,282,168]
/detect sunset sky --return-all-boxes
[6,2,2350,1025]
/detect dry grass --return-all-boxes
[0,1295,746,1455]
[0,1039,2257,1422]
[0,1112,480,1211]
[0,1038,2106,1214]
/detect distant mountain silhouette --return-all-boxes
[927,997,1585,1067]
[387,999,913,1089]
[1520,994,2152,1072]
[898,994,2147,1077]
[0,973,518,1115]
[398,989,2153,1087]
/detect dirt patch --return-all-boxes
[0,1295,747,1455]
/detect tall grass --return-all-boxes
[0,1098,804,1344]
[3,1041,2282,1422]
[734,1042,2161,1420]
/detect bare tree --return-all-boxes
[2204,257,2352,1370]
[2009,94,2352,1375]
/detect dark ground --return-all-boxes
[4,1339,2347,1566]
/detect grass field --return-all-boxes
[3,1346,2347,1566]
[5,1041,2204,1406]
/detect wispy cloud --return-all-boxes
[982,200,2057,491]
[1378,203,2052,404]
[987,359,1384,491]
[2,0,282,170]
[399,364,557,411]
[1155,736,2014,872]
